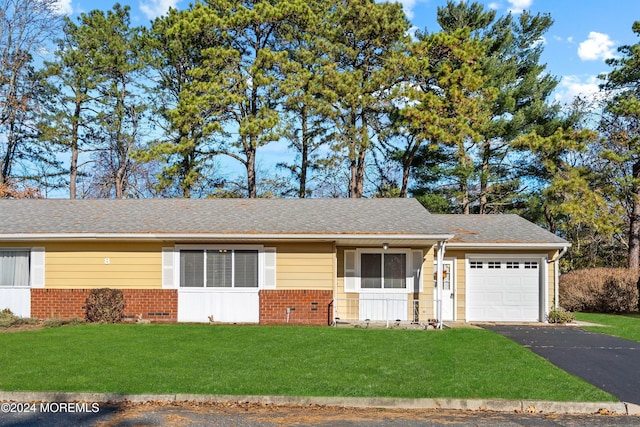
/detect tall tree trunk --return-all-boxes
[1,120,17,184]
[69,144,78,199]
[182,151,192,199]
[353,115,368,198]
[479,140,490,214]
[628,161,640,268]
[400,163,410,198]
[400,144,417,198]
[348,112,359,198]
[355,146,366,198]
[69,100,82,199]
[299,106,308,198]
[246,138,257,198]
[461,180,470,215]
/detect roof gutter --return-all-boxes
[445,242,571,250]
[0,232,455,243]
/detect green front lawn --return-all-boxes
[575,312,640,342]
[0,324,614,401]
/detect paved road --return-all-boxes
[1,401,639,427]
[483,325,640,405]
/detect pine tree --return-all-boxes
[600,21,640,268]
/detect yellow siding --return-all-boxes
[45,242,162,289]
[274,242,334,290]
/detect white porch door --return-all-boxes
[434,260,455,321]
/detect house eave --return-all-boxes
[446,242,571,250]
[0,233,455,246]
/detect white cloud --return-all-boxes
[578,32,617,61]
[52,0,72,16]
[507,0,533,14]
[140,0,180,20]
[395,0,419,20]
[554,75,604,105]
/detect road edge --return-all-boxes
[1,391,639,416]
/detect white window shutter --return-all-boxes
[162,247,175,289]
[30,247,45,288]
[263,247,276,289]
[412,250,424,292]
[344,250,356,292]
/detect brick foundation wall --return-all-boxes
[259,290,333,326]
[31,289,178,322]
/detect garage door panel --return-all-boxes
[467,258,540,322]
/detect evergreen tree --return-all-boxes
[412,1,561,214]
[323,0,409,198]
[391,28,492,209]
[274,0,336,198]
[72,4,147,198]
[40,16,102,199]
[178,0,309,198]
[600,21,640,268]
[139,6,225,197]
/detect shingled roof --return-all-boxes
[0,198,444,238]
[0,198,568,247]
[428,214,568,246]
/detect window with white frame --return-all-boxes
[0,250,30,287]
[180,249,259,288]
[360,252,407,289]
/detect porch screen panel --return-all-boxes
[207,250,232,287]
[180,250,204,287]
[384,253,406,288]
[234,250,258,287]
[361,254,382,288]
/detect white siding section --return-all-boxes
[177,289,259,323]
[0,288,30,317]
[359,293,408,321]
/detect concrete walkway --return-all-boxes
[482,324,640,406]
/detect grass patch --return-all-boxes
[0,324,614,401]
[575,312,640,342]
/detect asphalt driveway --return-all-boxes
[482,324,640,405]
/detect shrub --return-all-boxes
[85,288,125,323]
[0,308,17,328]
[601,273,639,313]
[0,308,37,328]
[546,306,575,324]
[559,268,639,313]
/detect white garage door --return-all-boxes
[466,259,541,322]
